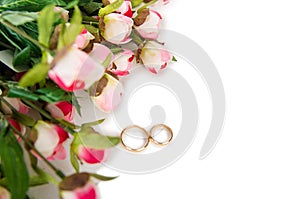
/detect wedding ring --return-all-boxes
[120,125,149,152]
[149,124,173,146]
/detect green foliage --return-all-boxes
[70,151,80,173]
[1,11,39,26]
[0,0,57,12]
[13,46,31,71]
[90,173,118,181]
[131,0,143,8]
[0,123,29,199]
[58,6,83,49]
[98,0,124,17]
[72,126,120,150]
[19,63,50,87]
[38,5,59,48]
[82,2,103,15]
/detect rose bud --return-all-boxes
[60,173,99,199]
[139,41,171,74]
[108,49,135,76]
[30,121,69,160]
[0,186,10,199]
[134,8,162,40]
[103,0,133,17]
[100,13,133,45]
[48,47,105,92]
[45,101,74,122]
[74,29,95,49]
[7,118,26,141]
[71,131,109,164]
[90,73,123,113]
[1,97,29,115]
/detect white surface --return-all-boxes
[99,1,300,199]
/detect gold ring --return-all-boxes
[149,124,173,146]
[120,125,149,152]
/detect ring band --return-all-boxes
[149,124,173,146]
[120,125,149,152]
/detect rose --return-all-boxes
[0,186,10,199]
[45,101,74,122]
[134,8,162,40]
[107,49,135,76]
[48,47,105,92]
[74,29,95,49]
[29,121,69,160]
[59,173,99,199]
[104,0,133,17]
[89,43,114,68]
[90,73,123,113]
[100,13,133,45]
[1,97,29,115]
[71,131,109,164]
[139,40,171,74]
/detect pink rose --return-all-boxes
[134,9,162,40]
[31,121,69,160]
[101,13,133,45]
[108,49,134,76]
[0,186,10,199]
[7,118,26,141]
[60,173,99,199]
[74,29,95,49]
[139,41,171,74]
[1,97,29,115]
[91,73,123,113]
[48,47,105,91]
[106,0,133,17]
[45,101,74,122]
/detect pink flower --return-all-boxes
[31,121,69,160]
[45,101,74,122]
[0,186,10,199]
[91,73,123,113]
[77,146,109,164]
[101,13,133,45]
[108,49,134,76]
[74,29,95,49]
[106,0,133,17]
[89,43,114,68]
[139,41,171,74]
[134,9,162,40]
[1,97,29,115]
[60,173,99,199]
[7,118,26,141]
[48,47,105,92]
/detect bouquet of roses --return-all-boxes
[0,0,172,198]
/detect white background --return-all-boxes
[100,1,300,198]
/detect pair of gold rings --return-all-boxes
[120,124,173,152]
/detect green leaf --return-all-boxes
[90,173,118,181]
[58,6,83,49]
[172,56,177,62]
[1,11,39,26]
[99,0,124,17]
[72,128,120,150]
[38,5,59,48]
[131,0,143,7]
[0,0,57,12]
[11,111,36,127]
[102,52,112,68]
[82,119,105,128]
[0,131,29,199]
[13,46,31,71]
[83,2,103,15]
[7,85,39,101]
[53,0,67,6]
[70,151,80,173]
[36,87,66,103]
[63,0,79,9]
[19,63,50,87]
